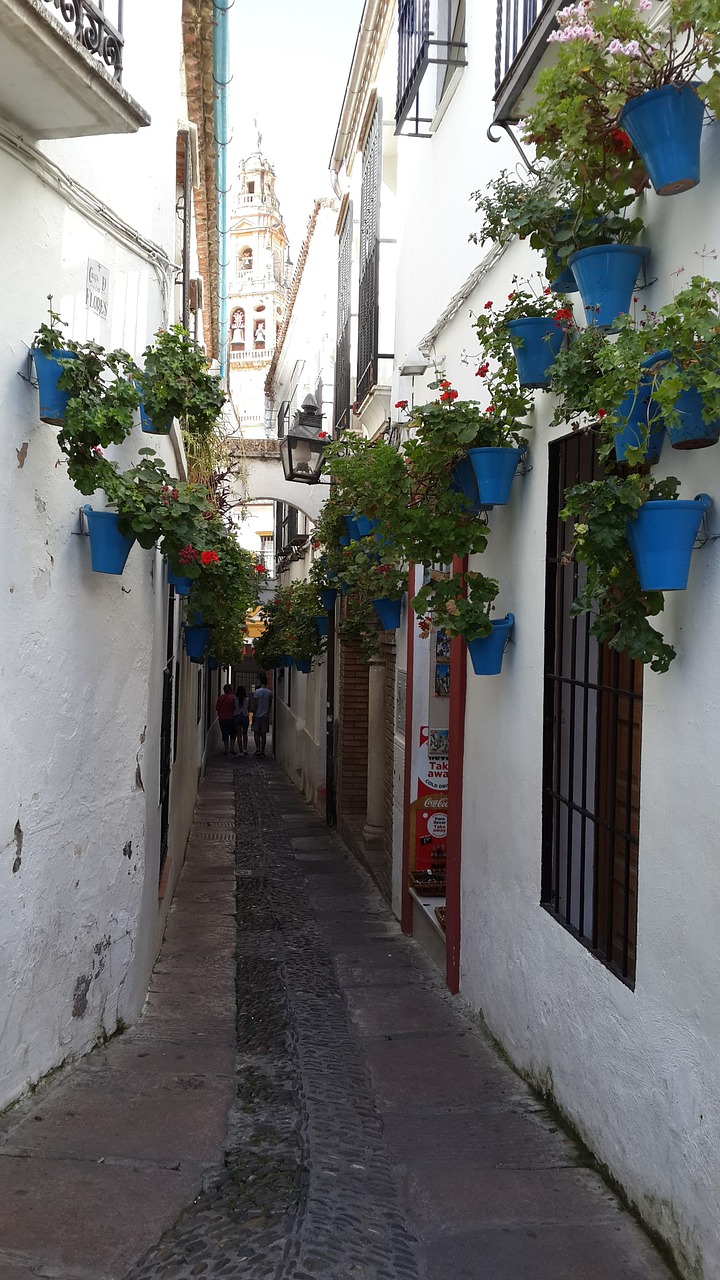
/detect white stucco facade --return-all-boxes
[0,2,218,1109]
[326,2,720,1275]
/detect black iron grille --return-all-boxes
[542,431,642,986]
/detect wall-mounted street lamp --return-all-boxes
[279,394,329,485]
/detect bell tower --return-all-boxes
[228,147,291,437]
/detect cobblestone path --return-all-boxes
[126,758,675,1280]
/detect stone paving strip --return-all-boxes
[0,754,678,1279]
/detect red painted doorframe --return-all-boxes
[401,564,415,935]
[445,554,467,994]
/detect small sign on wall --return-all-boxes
[86,259,109,318]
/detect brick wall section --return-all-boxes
[380,631,397,902]
[337,640,369,816]
[182,0,218,359]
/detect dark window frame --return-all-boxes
[333,201,353,436]
[541,431,642,987]
[357,104,381,406]
[395,0,467,137]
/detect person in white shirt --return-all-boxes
[251,676,273,757]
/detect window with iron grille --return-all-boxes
[542,431,642,986]
[357,105,381,407]
[396,0,467,136]
[494,0,560,123]
[333,202,353,437]
[277,400,290,438]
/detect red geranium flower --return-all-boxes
[178,544,198,565]
[439,380,452,389]
[484,300,493,309]
[253,563,266,573]
[597,408,607,419]
[485,404,496,414]
[200,549,219,566]
[476,361,490,378]
[610,128,631,154]
[395,400,408,409]
[554,307,573,322]
[508,292,515,300]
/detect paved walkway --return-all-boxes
[0,755,677,1280]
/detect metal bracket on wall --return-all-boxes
[486,119,541,175]
[18,350,37,388]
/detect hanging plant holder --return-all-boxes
[167,566,193,596]
[666,385,720,450]
[613,386,666,465]
[294,657,313,674]
[568,243,650,330]
[371,596,403,629]
[620,84,705,197]
[319,587,338,611]
[466,614,515,675]
[33,349,77,425]
[626,494,711,591]
[507,317,564,389]
[184,623,212,662]
[313,614,329,637]
[466,447,524,506]
[83,506,135,575]
[355,515,381,538]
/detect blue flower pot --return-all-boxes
[319,587,338,611]
[666,385,720,450]
[338,534,350,548]
[184,624,212,661]
[83,506,135,575]
[281,655,293,668]
[568,243,650,329]
[294,657,313,674]
[613,383,665,465]
[507,317,564,388]
[314,614,329,637]
[466,614,515,676]
[343,514,362,541]
[140,403,169,434]
[33,349,76,424]
[626,495,711,591]
[620,83,705,197]
[466,447,524,506]
[371,596,403,629]
[356,515,381,538]
[549,262,578,294]
[167,566,193,596]
[207,657,218,671]
[450,456,484,512]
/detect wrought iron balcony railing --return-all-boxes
[396,0,467,137]
[494,0,560,124]
[41,0,124,81]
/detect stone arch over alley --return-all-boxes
[231,438,326,525]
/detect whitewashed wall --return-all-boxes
[390,4,720,1276]
[0,1,208,1109]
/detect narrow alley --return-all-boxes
[0,756,676,1280]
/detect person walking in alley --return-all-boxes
[251,675,272,757]
[234,684,250,755]
[216,684,237,756]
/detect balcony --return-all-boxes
[229,347,275,366]
[493,0,561,126]
[395,0,467,138]
[0,0,149,140]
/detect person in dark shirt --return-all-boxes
[216,684,237,755]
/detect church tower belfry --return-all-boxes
[228,147,291,437]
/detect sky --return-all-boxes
[228,0,365,256]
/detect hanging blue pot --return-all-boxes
[568,243,650,329]
[466,614,515,676]
[281,655,293,668]
[33,349,77,424]
[550,261,578,294]
[666,385,720,450]
[83,506,135,575]
[343,514,362,541]
[167,565,193,595]
[372,596,403,629]
[338,534,351,548]
[613,382,666,465]
[207,657,218,671]
[319,586,337,611]
[466,447,524,506]
[507,317,564,388]
[294,657,313,674]
[626,494,711,591]
[314,614,329,637]
[356,514,381,538]
[450,456,484,512]
[620,83,705,197]
[184,624,212,661]
[140,403,170,434]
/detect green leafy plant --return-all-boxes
[412,570,500,642]
[523,0,720,189]
[560,470,680,672]
[56,343,140,491]
[33,295,70,354]
[138,325,226,436]
[255,581,326,665]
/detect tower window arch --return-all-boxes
[240,245,253,272]
[230,307,245,349]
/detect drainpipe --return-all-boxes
[445,554,468,995]
[213,1,232,386]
